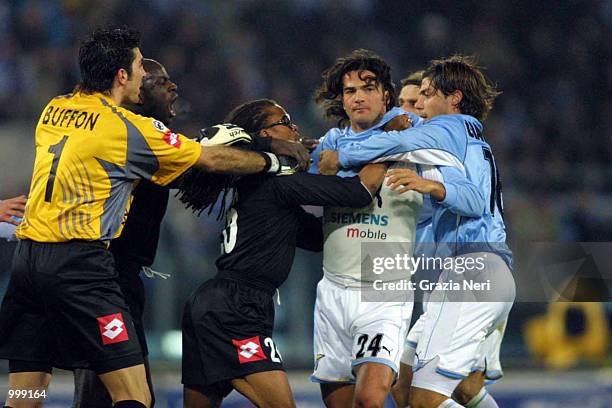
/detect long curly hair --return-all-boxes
[314,49,397,128]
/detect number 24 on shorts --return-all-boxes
[355,333,386,358]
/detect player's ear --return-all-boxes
[259,129,271,138]
[116,68,129,85]
[450,90,463,109]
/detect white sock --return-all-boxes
[437,399,465,408]
[465,388,499,408]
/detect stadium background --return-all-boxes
[0,0,610,406]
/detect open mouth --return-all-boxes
[169,97,177,117]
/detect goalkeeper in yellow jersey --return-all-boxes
[0,26,309,408]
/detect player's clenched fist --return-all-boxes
[318,150,341,175]
[386,168,446,201]
[270,138,310,171]
[0,195,27,225]
[383,114,412,132]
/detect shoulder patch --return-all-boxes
[152,119,168,133]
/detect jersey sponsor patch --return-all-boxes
[152,119,168,133]
[97,313,129,345]
[232,336,267,364]
[163,131,182,148]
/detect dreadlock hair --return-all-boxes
[314,49,397,128]
[176,99,279,218]
[423,55,501,122]
[224,99,278,133]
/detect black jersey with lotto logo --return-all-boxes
[215,172,372,292]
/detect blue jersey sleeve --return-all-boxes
[309,129,339,174]
[380,107,408,125]
[308,142,323,174]
[338,115,473,170]
[436,166,485,217]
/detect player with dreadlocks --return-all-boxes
[178,99,389,408]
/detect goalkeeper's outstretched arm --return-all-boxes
[196,145,269,175]
[194,124,310,175]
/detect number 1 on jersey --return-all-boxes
[44,135,68,202]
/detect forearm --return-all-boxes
[196,146,266,175]
[358,163,388,193]
[338,119,463,169]
[338,130,409,168]
[427,182,446,201]
[273,173,372,208]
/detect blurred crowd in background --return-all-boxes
[0,0,610,369]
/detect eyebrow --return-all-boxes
[146,74,170,81]
[344,82,377,91]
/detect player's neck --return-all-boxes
[107,86,126,106]
[350,114,384,134]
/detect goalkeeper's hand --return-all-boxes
[198,124,252,146]
[269,139,310,171]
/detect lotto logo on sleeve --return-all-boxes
[163,131,182,148]
[232,336,267,364]
[97,313,129,345]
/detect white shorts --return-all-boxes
[412,253,515,395]
[400,287,433,366]
[311,276,413,383]
[400,309,426,366]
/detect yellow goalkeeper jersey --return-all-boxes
[17,91,201,242]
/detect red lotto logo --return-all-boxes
[232,336,267,364]
[97,313,129,345]
[163,131,181,148]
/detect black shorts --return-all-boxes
[181,278,284,396]
[115,257,148,356]
[0,240,143,374]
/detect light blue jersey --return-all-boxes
[310,109,484,260]
[336,114,512,268]
[309,108,435,246]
